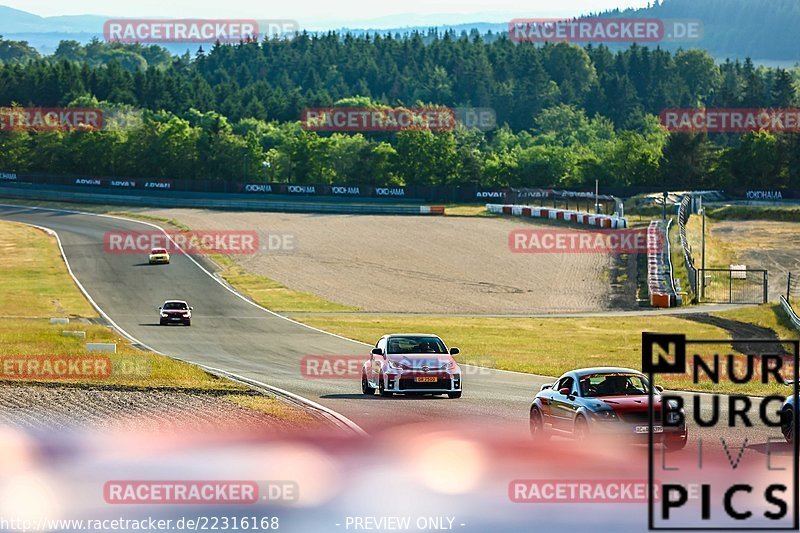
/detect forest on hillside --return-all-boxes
[0,33,798,190]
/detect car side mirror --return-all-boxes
[558,387,571,396]
[371,348,383,357]
[540,383,553,391]
[189,307,194,310]
[655,385,664,392]
[158,306,162,310]
[449,347,460,355]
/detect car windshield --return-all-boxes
[152,249,167,254]
[163,302,187,310]
[580,374,650,397]
[387,336,447,354]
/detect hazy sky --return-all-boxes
[3,0,654,22]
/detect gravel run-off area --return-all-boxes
[0,385,299,432]
[143,209,637,314]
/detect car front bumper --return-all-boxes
[587,416,687,439]
[383,373,462,393]
[160,315,190,324]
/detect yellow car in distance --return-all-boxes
[148,247,170,265]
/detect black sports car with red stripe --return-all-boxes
[529,367,687,450]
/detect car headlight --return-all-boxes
[160,313,168,318]
[387,361,404,371]
[183,313,190,317]
[441,360,455,370]
[594,410,617,420]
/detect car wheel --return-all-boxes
[664,433,687,451]
[447,391,462,399]
[379,373,393,397]
[361,371,376,395]
[782,407,794,443]
[574,415,589,441]
[529,406,549,440]
[185,320,191,326]
[159,320,166,326]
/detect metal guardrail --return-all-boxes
[0,186,442,215]
[678,196,697,299]
[780,296,800,332]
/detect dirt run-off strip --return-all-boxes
[141,208,638,315]
[680,313,793,357]
[0,385,310,432]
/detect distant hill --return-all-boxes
[0,5,106,33]
[595,0,800,63]
[1,0,799,63]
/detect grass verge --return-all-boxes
[0,219,244,390]
[707,204,800,223]
[0,221,97,318]
[288,312,789,396]
[226,395,318,426]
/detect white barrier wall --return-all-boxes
[486,204,628,229]
[646,220,678,308]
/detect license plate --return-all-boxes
[635,425,663,434]
[415,377,438,383]
[170,317,181,320]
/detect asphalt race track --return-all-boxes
[0,204,791,455]
[0,205,544,434]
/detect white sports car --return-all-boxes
[361,334,462,398]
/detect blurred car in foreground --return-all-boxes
[158,300,192,326]
[148,247,170,264]
[361,334,462,398]
[529,367,687,449]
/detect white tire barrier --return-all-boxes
[62,331,86,339]
[647,220,678,308]
[486,204,627,228]
[50,318,70,325]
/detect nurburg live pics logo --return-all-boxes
[642,333,800,530]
